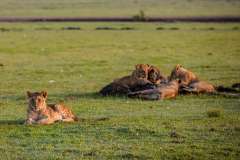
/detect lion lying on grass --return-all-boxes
[100,64,167,96]
[169,64,215,94]
[169,64,239,96]
[25,91,78,125]
[100,64,151,95]
[100,63,239,99]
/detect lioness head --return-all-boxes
[169,64,184,80]
[169,64,198,85]
[133,64,150,79]
[148,65,167,84]
[27,91,48,111]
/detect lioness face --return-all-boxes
[169,64,185,80]
[27,91,47,111]
[148,66,167,84]
[148,69,159,83]
[135,64,150,79]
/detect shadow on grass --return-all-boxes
[0,118,110,126]
[0,119,24,125]
[0,27,24,32]
[0,94,25,101]
[49,92,128,101]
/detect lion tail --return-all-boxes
[215,85,239,93]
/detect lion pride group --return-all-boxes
[26,64,239,125]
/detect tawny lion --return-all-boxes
[169,64,215,93]
[25,91,78,125]
[100,64,152,95]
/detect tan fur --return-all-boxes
[129,80,180,100]
[169,64,198,86]
[113,64,152,89]
[25,91,78,125]
[157,80,180,99]
[148,65,167,85]
[170,64,216,93]
[186,81,216,93]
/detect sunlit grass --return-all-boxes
[0,22,240,159]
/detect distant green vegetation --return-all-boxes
[0,0,240,17]
[0,22,240,159]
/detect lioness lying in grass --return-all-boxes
[100,64,152,95]
[169,64,215,94]
[100,64,167,96]
[25,91,78,125]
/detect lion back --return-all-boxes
[50,104,76,120]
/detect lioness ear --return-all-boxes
[176,64,182,70]
[135,64,140,69]
[26,91,32,98]
[41,91,48,98]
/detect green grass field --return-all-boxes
[0,22,240,159]
[0,0,240,17]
